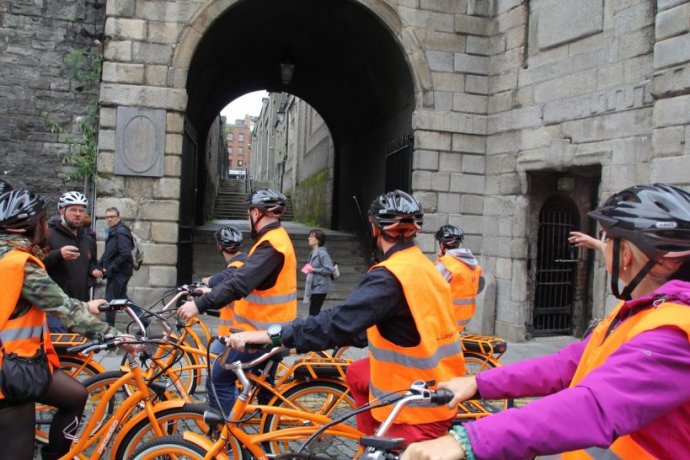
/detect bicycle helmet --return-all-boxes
[214,226,243,251]
[589,183,690,299]
[435,224,464,248]
[0,179,12,195]
[58,191,88,210]
[589,183,690,260]
[368,190,423,239]
[244,189,287,217]
[0,189,48,231]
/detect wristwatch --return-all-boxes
[267,324,283,347]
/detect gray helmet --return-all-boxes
[58,191,88,210]
[435,224,464,248]
[368,190,423,239]
[214,226,243,251]
[589,183,690,260]
[0,189,48,231]
[244,189,287,216]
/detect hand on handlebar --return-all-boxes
[114,334,144,353]
[439,376,478,407]
[177,300,200,322]
[87,299,108,315]
[401,434,466,460]
[225,330,271,352]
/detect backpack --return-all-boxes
[330,261,340,280]
[130,231,144,270]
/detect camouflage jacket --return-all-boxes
[0,233,120,338]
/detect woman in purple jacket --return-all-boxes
[403,183,690,460]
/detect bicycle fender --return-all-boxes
[182,431,232,460]
[111,399,190,453]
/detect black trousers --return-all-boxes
[309,293,327,316]
[104,273,130,326]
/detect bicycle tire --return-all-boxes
[115,403,228,460]
[462,351,513,411]
[34,357,106,444]
[130,434,213,460]
[261,380,358,458]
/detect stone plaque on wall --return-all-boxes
[537,0,604,50]
[115,107,165,177]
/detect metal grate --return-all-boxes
[533,197,578,335]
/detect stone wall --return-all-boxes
[0,0,106,201]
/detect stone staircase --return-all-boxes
[213,179,294,220]
[192,221,368,316]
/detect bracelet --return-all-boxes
[450,425,476,460]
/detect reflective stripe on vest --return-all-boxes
[217,258,246,337]
[561,300,690,459]
[232,226,297,332]
[367,245,464,424]
[437,255,482,333]
[0,250,59,400]
[244,291,297,305]
[368,340,462,370]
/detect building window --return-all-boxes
[239,133,245,142]
[228,133,234,141]
[238,147,244,156]
[238,160,243,167]
[228,146,233,154]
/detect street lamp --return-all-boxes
[280,60,295,86]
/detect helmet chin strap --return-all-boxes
[249,210,266,240]
[610,238,656,300]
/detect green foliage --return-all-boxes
[42,49,102,182]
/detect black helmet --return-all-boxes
[589,183,690,260]
[0,179,12,195]
[214,226,242,251]
[0,189,48,231]
[244,189,287,216]
[435,224,464,248]
[368,190,423,239]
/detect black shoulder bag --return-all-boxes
[0,326,52,404]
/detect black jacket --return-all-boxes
[44,216,98,301]
[99,221,134,278]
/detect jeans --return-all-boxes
[205,339,277,415]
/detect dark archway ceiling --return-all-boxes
[186,0,414,136]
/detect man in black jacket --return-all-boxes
[99,206,134,326]
[44,191,102,331]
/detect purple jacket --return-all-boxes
[467,280,690,459]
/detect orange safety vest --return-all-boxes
[0,250,60,401]
[558,300,690,460]
[437,255,482,332]
[232,226,297,332]
[368,245,465,424]
[217,258,246,336]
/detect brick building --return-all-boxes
[224,114,253,178]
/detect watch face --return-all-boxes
[268,324,281,336]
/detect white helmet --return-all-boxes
[58,191,88,210]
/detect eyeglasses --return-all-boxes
[105,215,118,219]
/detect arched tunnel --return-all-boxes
[183,0,417,231]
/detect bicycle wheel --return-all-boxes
[35,357,106,444]
[115,403,233,460]
[122,335,204,396]
[130,434,210,460]
[461,351,512,411]
[261,380,358,458]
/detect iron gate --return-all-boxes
[385,133,413,192]
[177,118,198,284]
[533,196,579,335]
